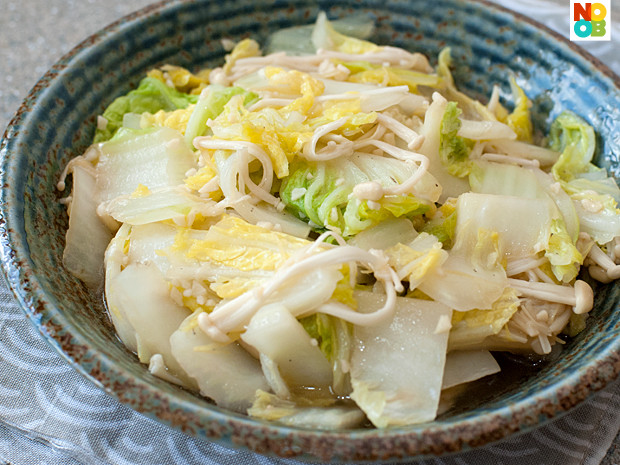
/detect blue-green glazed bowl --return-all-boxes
[0,0,618,461]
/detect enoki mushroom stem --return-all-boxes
[507,278,594,315]
[198,243,402,343]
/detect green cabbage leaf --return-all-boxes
[184,85,258,144]
[279,155,438,236]
[95,77,199,142]
[549,111,620,244]
[299,313,352,395]
[439,102,474,177]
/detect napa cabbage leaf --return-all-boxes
[95,77,199,142]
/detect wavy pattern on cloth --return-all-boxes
[0,0,618,464]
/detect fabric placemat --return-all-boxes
[0,1,618,464]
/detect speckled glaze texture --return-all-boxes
[0,0,618,462]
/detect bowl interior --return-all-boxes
[1,0,619,461]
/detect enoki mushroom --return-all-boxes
[198,237,403,343]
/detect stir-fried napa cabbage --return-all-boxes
[58,13,619,430]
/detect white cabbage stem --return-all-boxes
[458,120,517,141]
[197,245,402,343]
[507,278,594,314]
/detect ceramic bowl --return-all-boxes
[0,0,618,461]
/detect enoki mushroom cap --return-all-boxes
[574,280,594,315]
[606,265,620,280]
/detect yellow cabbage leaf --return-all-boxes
[184,163,222,200]
[506,76,533,142]
[209,94,314,178]
[347,65,441,93]
[448,287,520,351]
[140,105,196,134]
[222,38,261,74]
[263,67,325,115]
[385,233,447,288]
[147,65,210,94]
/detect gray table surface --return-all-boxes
[0,1,618,464]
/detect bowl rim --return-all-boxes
[0,0,619,461]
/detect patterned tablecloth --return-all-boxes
[0,1,618,464]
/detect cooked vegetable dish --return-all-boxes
[59,13,620,429]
